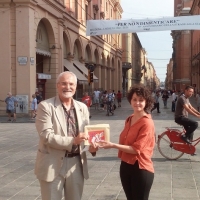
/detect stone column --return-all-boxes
[95,64,101,89]
[14,0,36,99]
[0,0,12,96]
[101,65,106,90]
[58,18,64,74]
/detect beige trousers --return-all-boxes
[39,155,84,200]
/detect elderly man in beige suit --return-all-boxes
[35,71,97,200]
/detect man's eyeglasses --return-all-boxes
[58,82,76,87]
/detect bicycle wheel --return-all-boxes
[157,131,184,160]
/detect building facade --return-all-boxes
[172,0,200,93]
[145,61,159,91]
[172,0,193,92]
[165,58,173,90]
[0,0,123,114]
[191,0,200,93]
[122,33,159,94]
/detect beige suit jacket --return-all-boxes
[34,96,90,182]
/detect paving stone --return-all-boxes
[0,96,200,199]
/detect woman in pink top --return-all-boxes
[98,85,155,200]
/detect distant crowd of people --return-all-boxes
[4,86,200,122]
[1,90,43,122]
[4,87,200,123]
[151,89,180,113]
[81,88,122,117]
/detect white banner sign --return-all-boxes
[86,15,200,36]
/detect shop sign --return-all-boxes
[30,57,34,65]
[18,57,28,65]
[37,73,51,79]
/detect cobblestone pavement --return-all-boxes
[0,96,200,200]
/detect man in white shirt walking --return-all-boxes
[93,88,101,110]
[151,92,160,113]
[171,90,177,112]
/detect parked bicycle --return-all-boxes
[157,127,199,160]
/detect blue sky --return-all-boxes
[121,0,174,82]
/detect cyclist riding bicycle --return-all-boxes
[106,89,115,116]
[175,85,200,145]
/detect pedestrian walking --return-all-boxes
[30,94,37,119]
[93,88,101,110]
[35,91,43,104]
[35,71,98,200]
[106,89,115,116]
[151,91,160,113]
[97,85,155,200]
[171,90,177,112]
[162,91,169,108]
[116,90,122,107]
[112,90,116,104]
[81,92,92,118]
[101,90,107,111]
[151,90,155,99]
[4,92,18,122]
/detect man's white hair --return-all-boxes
[56,71,77,84]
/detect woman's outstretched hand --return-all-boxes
[97,140,114,149]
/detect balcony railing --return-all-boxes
[55,0,64,5]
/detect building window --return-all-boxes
[199,39,200,53]
[94,13,96,19]
[75,1,78,19]
[37,28,42,42]
[111,9,112,18]
[85,4,88,21]
[106,2,108,12]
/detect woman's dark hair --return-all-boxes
[185,85,194,91]
[127,85,154,113]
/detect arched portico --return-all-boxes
[85,44,92,63]
[36,18,56,100]
[73,39,84,60]
[63,31,72,58]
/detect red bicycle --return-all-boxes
[157,127,200,160]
